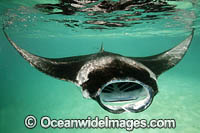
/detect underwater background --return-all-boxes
[0,0,200,132]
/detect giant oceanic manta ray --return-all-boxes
[3,27,194,114]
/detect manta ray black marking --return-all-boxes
[3,27,194,114]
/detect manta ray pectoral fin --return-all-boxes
[3,27,92,83]
[133,29,194,76]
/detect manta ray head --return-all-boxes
[3,26,194,114]
[76,54,158,113]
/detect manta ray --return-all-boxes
[3,27,194,114]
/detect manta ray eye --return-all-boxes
[98,80,154,113]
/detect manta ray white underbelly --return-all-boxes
[3,26,194,114]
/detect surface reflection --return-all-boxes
[35,0,179,29]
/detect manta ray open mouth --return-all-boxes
[98,79,153,113]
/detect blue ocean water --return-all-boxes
[0,0,200,133]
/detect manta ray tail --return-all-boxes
[133,29,195,77]
[99,43,104,52]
